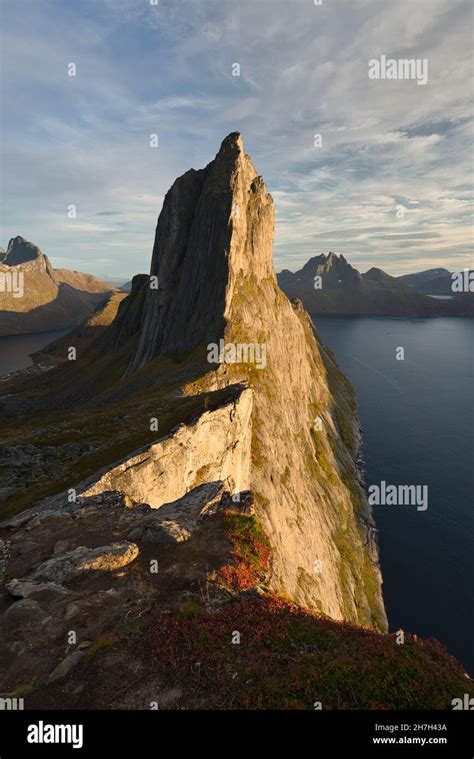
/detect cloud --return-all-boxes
[0,0,472,277]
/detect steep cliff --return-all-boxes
[129,134,274,370]
[0,135,386,629]
[122,133,386,628]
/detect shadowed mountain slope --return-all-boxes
[0,236,116,336]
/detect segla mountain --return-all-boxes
[0,134,471,710]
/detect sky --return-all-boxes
[0,0,472,280]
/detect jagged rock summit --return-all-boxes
[2,236,47,267]
[130,132,274,370]
[302,252,362,287]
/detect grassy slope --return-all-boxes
[0,341,239,518]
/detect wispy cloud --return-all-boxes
[0,0,472,277]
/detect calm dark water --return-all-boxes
[314,315,474,674]
[0,329,70,376]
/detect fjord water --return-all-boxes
[314,316,474,673]
[0,328,70,376]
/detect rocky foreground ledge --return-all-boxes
[0,482,471,709]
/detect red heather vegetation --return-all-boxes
[143,595,473,709]
[216,512,271,593]
[138,512,473,710]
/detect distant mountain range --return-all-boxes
[1,235,471,340]
[397,267,459,295]
[277,253,473,316]
[0,236,116,336]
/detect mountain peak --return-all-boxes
[298,252,360,286]
[217,130,244,154]
[129,132,275,370]
[4,236,44,266]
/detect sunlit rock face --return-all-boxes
[82,389,253,508]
